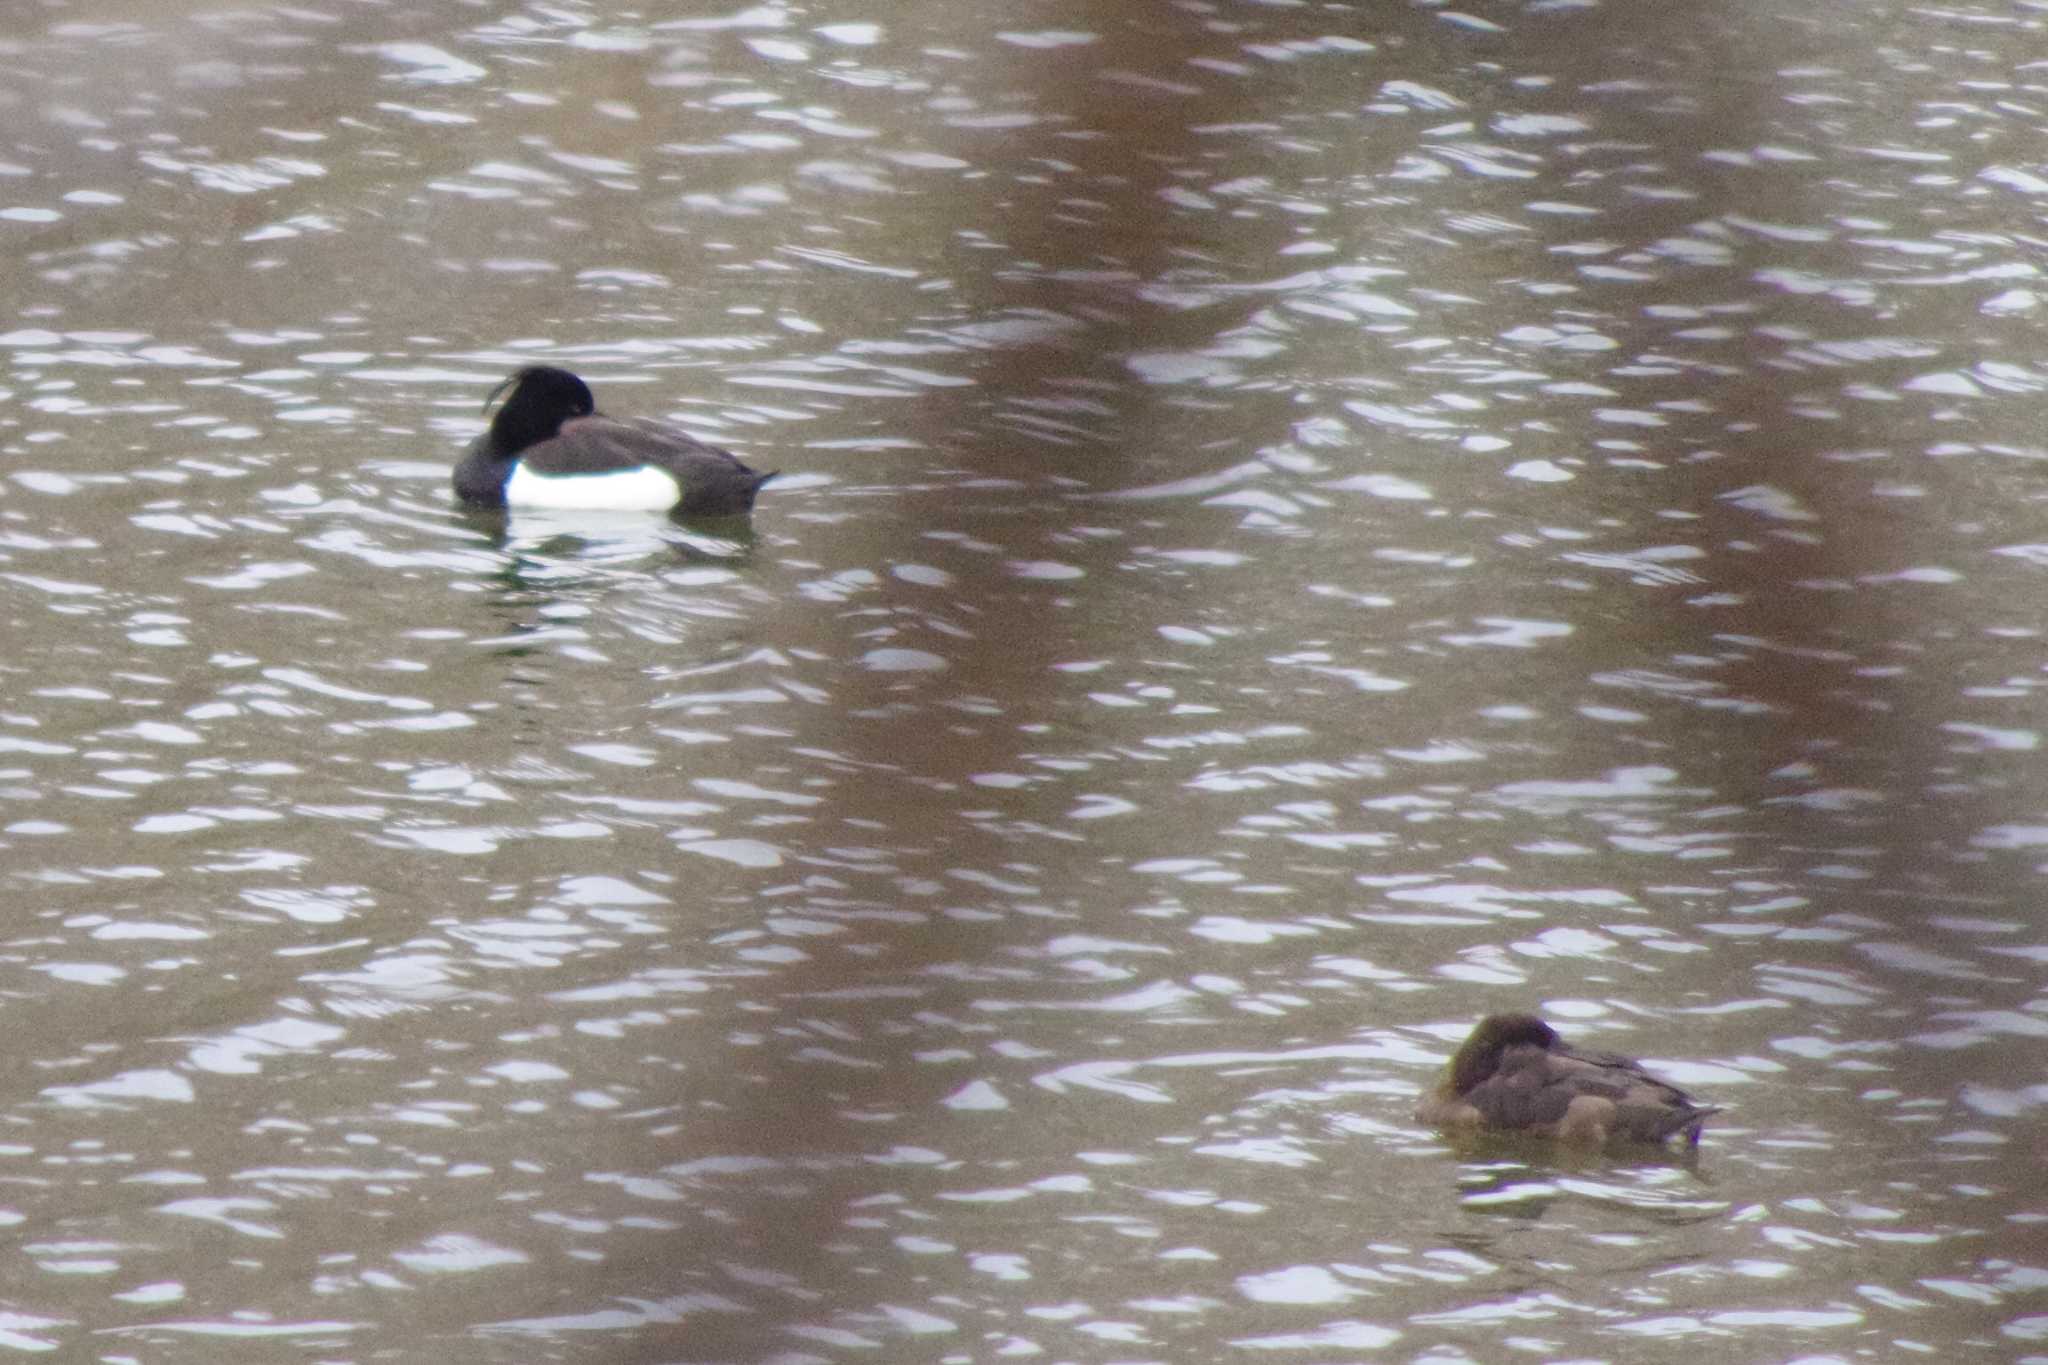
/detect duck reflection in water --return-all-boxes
[1417,1013,1721,1150]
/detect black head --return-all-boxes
[482,366,597,457]
[1448,1013,1560,1092]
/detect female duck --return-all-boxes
[453,365,776,515]
[1416,1013,1720,1148]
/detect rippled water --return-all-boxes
[3,0,2047,1359]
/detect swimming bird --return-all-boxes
[453,365,776,515]
[1416,1013,1720,1148]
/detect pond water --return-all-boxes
[3,1,2047,1360]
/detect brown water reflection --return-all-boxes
[3,0,2047,1360]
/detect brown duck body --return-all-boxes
[1416,1013,1720,1148]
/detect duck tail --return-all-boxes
[1671,1105,1723,1147]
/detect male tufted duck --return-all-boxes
[453,365,776,515]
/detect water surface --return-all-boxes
[3,0,2047,1360]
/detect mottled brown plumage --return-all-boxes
[1416,1013,1720,1148]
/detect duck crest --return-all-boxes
[484,366,594,457]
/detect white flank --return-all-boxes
[504,462,681,510]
